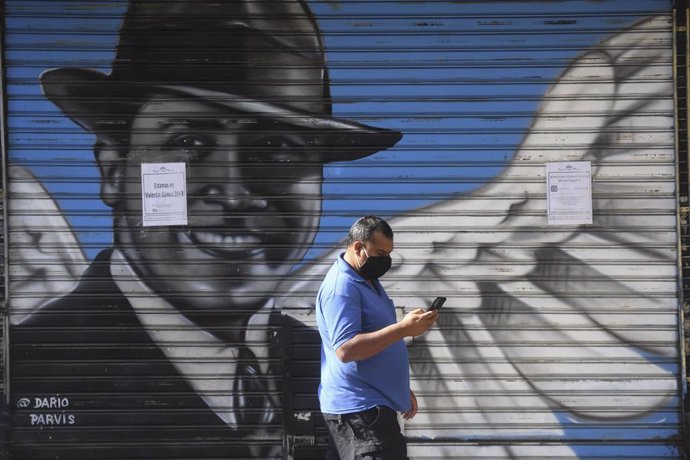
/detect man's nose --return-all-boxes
[199,182,268,210]
[198,160,268,211]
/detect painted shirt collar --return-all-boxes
[110,248,275,429]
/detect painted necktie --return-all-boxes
[233,347,275,426]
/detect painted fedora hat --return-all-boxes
[40,0,402,162]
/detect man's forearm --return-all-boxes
[336,322,406,363]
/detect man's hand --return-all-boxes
[400,308,438,337]
[402,389,418,420]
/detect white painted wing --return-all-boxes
[277,15,677,445]
[8,165,88,325]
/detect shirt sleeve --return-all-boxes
[322,292,362,351]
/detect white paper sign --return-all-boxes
[141,163,188,227]
[546,161,593,225]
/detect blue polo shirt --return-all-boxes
[316,253,410,414]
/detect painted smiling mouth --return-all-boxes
[187,231,264,258]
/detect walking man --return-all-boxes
[316,216,438,459]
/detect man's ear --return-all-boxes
[93,138,125,208]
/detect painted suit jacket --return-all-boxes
[8,249,285,460]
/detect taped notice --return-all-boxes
[141,163,188,227]
[546,161,593,225]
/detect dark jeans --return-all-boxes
[323,406,408,460]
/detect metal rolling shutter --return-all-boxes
[3,1,683,459]
[279,2,683,459]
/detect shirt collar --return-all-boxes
[110,249,248,428]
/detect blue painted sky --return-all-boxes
[4,0,672,260]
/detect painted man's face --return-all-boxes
[100,94,323,330]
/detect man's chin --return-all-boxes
[178,306,268,342]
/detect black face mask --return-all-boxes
[358,248,392,280]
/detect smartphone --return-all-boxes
[426,296,446,312]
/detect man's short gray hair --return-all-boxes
[346,215,393,246]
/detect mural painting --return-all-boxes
[4,0,681,458]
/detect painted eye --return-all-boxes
[265,137,290,159]
[256,136,301,162]
[167,134,215,149]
